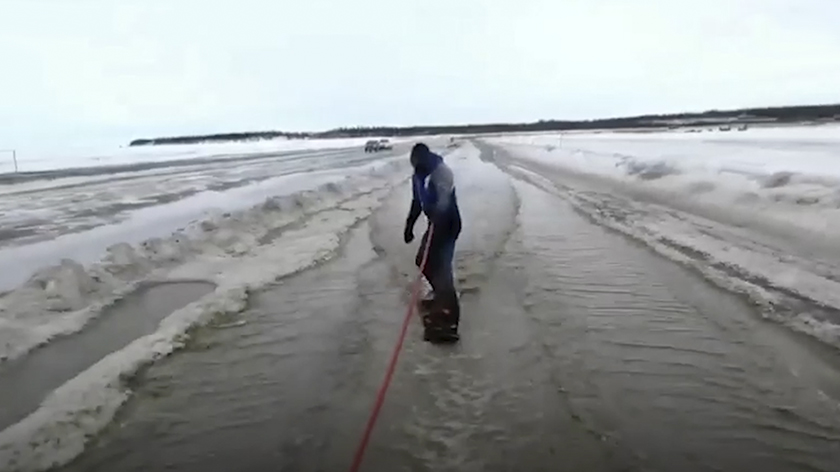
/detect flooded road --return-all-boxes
[57,142,840,472]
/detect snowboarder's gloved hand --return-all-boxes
[403,224,414,244]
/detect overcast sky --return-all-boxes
[1,0,839,148]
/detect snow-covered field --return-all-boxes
[0,137,424,471]
[0,136,394,174]
[486,124,840,351]
[0,149,370,248]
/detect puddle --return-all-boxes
[0,280,214,431]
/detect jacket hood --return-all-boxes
[410,144,442,177]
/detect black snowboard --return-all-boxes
[417,299,460,344]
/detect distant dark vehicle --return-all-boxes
[365,138,392,152]
[364,140,380,152]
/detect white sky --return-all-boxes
[1,0,839,149]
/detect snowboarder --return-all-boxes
[403,142,462,342]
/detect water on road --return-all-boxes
[55,142,840,472]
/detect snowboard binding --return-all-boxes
[418,297,460,344]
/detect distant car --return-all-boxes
[364,139,392,152]
[364,140,380,153]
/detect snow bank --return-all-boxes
[0,136,409,174]
[0,158,410,472]
[488,125,840,238]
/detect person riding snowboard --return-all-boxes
[403,142,462,342]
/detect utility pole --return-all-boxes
[1,149,16,173]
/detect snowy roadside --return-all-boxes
[0,146,399,251]
[0,136,410,175]
[0,156,412,472]
[481,129,840,350]
[488,125,840,236]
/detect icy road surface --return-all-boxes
[16,138,836,472]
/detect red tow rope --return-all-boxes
[348,224,434,472]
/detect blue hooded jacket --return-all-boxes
[407,146,461,236]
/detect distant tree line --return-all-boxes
[129,103,840,146]
[129,131,310,146]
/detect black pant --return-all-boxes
[415,225,460,326]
